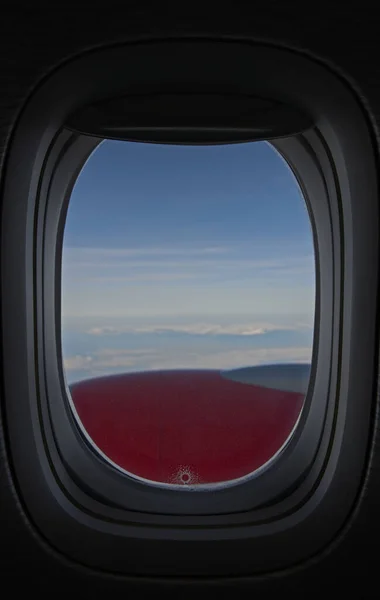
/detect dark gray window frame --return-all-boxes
[1,40,378,577]
[44,130,323,514]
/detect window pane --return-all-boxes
[62,140,315,488]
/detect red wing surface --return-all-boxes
[70,364,309,486]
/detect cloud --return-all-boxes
[85,326,120,336]
[61,244,315,319]
[65,246,228,256]
[85,321,301,337]
[64,355,94,370]
[83,273,200,283]
[145,347,312,371]
[62,246,314,273]
[64,348,157,372]
[62,246,230,265]
[64,258,314,272]
[64,345,312,381]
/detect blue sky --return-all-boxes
[61,140,315,383]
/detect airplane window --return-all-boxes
[61,140,315,488]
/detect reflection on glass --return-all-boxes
[62,140,315,487]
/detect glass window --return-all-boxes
[62,140,315,488]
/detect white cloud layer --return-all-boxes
[62,246,314,274]
[63,245,229,258]
[64,345,312,382]
[85,321,305,337]
[61,244,315,319]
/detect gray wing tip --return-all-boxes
[221,363,312,394]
